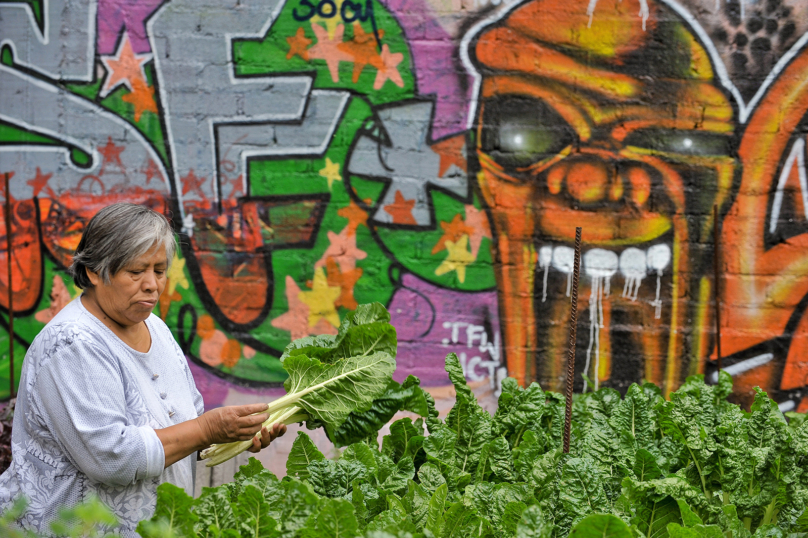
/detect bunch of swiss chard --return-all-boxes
[140,312,808,538]
[201,303,401,466]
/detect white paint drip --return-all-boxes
[583,249,618,391]
[539,246,553,302]
[553,246,575,297]
[620,247,646,301]
[647,244,671,320]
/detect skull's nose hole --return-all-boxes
[562,159,611,203]
[621,164,652,207]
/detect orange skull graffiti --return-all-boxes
[470,0,738,394]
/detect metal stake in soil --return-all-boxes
[563,227,582,454]
[4,173,13,398]
[713,204,722,374]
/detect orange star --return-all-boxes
[122,78,158,122]
[286,27,312,61]
[384,190,417,225]
[325,257,362,309]
[181,170,207,199]
[337,199,368,236]
[100,32,151,98]
[431,213,474,254]
[338,23,385,83]
[431,135,467,178]
[142,159,162,185]
[98,137,125,171]
[26,167,54,198]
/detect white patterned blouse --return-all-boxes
[0,296,204,537]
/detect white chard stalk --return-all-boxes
[201,405,307,467]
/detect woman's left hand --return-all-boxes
[247,422,287,453]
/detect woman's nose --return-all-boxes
[547,157,652,207]
[142,270,158,292]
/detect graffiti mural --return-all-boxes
[2,0,808,410]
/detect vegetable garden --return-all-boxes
[7,302,808,538]
[134,303,808,538]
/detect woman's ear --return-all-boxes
[85,268,102,288]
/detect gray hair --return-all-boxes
[69,203,176,289]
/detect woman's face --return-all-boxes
[87,246,168,327]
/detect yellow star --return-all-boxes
[299,267,342,328]
[167,253,189,296]
[435,235,476,283]
[319,157,342,190]
[311,0,345,39]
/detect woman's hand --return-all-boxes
[247,423,287,453]
[196,403,270,446]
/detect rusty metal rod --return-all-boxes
[713,204,722,375]
[563,227,582,454]
[4,173,13,398]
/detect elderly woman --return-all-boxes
[0,203,285,536]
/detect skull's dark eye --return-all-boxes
[480,96,576,170]
[624,129,733,157]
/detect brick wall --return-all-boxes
[2,0,808,413]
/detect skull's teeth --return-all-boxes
[537,243,670,278]
[536,243,671,303]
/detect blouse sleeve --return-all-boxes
[33,332,165,487]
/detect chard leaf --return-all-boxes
[333,376,429,447]
[610,384,657,451]
[513,430,542,482]
[474,442,492,484]
[633,495,680,538]
[441,502,490,538]
[558,458,610,527]
[378,455,415,494]
[516,505,555,538]
[666,523,724,538]
[569,514,633,538]
[269,480,320,538]
[445,353,476,406]
[488,437,516,483]
[280,303,396,365]
[501,501,528,538]
[425,391,443,434]
[423,427,458,469]
[543,392,567,451]
[308,458,369,498]
[235,458,266,481]
[343,442,379,477]
[419,462,448,493]
[426,484,449,537]
[383,418,421,461]
[634,449,663,482]
[403,480,431,528]
[233,484,277,538]
[195,487,236,536]
[137,483,197,538]
[455,410,494,475]
[352,479,369,525]
[676,499,703,527]
[286,432,325,481]
[493,381,545,443]
[282,350,395,436]
[299,498,359,538]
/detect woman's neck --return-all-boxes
[81,291,151,353]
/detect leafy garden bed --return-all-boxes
[136,305,808,538]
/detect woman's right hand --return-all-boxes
[196,403,269,446]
